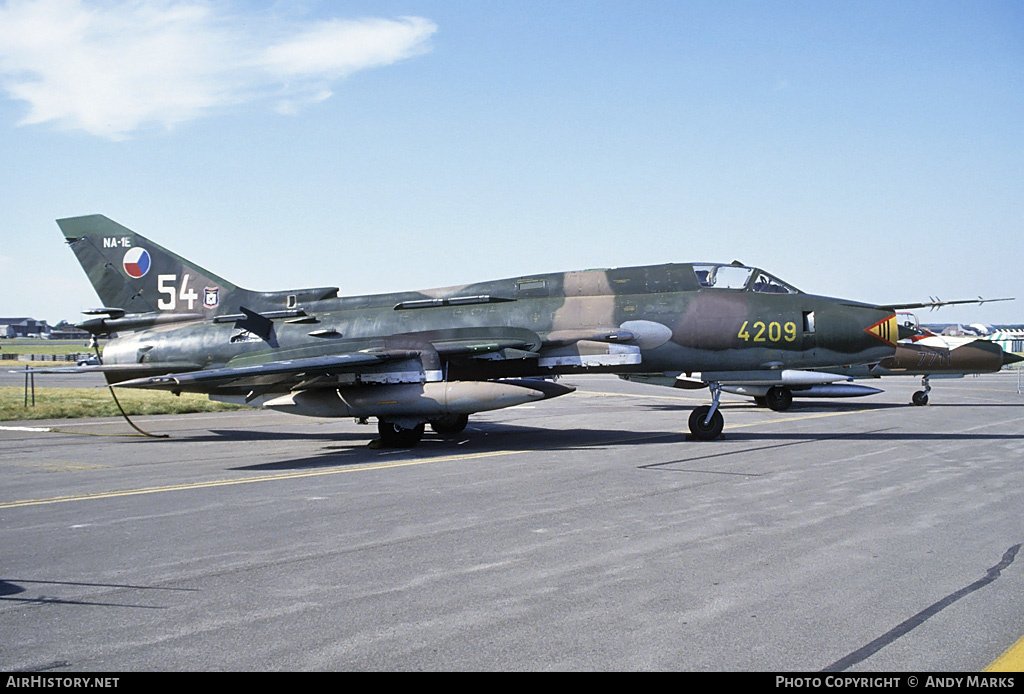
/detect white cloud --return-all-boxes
[261,17,436,78]
[0,1,437,139]
[275,88,333,116]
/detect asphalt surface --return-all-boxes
[2,367,107,391]
[1,373,1022,671]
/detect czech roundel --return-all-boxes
[123,247,151,279]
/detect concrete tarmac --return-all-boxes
[1,365,108,391]
[1,373,1022,671]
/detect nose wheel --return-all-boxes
[688,384,725,440]
[688,406,724,440]
[912,376,931,406]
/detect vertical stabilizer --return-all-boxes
[57,215,242,316]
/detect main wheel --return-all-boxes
[688,406,724,440]
[764,386,793,412]
[377,420,425,447]
[912,391,929,406]
[429,413,469,435]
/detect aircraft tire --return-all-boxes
[765,386,793,412]
[912,391,929,406]
[688,406,724,440]
[377,420,425,447]
[429,413,469,435]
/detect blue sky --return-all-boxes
[1,0,1021,325]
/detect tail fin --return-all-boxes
[57,215,241,316]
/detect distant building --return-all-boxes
[0,317,50,338]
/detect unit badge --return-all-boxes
[204,287,220,308]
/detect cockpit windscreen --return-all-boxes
[693,264,800,294]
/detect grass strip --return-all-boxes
[0,386,246,421]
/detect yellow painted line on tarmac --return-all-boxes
[0,449,519,510]
[986,633,1024,672]
[7,461,112,472]
[573,388,710,403]
[723,407,876,429]
[574,388,880,430]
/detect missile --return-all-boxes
[258,379,575,418]
[699,369,856,386]
[620,369,860,391]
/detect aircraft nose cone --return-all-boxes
[864,314,899,347]
[1003,351,1024,367]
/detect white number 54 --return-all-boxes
[157,274,198,310]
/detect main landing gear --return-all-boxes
[752,386,794,411]
[376,420,425,447]
[764,386,793,412]
[688,384,725,441]
[374,413,470,448]
[429,413,469,435]
[912,376,931,406]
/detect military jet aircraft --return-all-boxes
[624,313,1019,411]
[807,314,1022,407]
[39,215,993,445]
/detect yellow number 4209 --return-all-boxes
[738,320,797,343]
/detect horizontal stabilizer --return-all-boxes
[82,307,126,317]
[77,311,204,334]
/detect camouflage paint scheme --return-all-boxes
[56,215,912,444]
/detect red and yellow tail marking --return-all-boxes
[865,314,898,346]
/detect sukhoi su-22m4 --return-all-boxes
[49,215,1007,446]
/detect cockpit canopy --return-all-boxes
[692,263,801,294]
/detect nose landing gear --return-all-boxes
[688,383,725,440]
[912,376,931,406]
